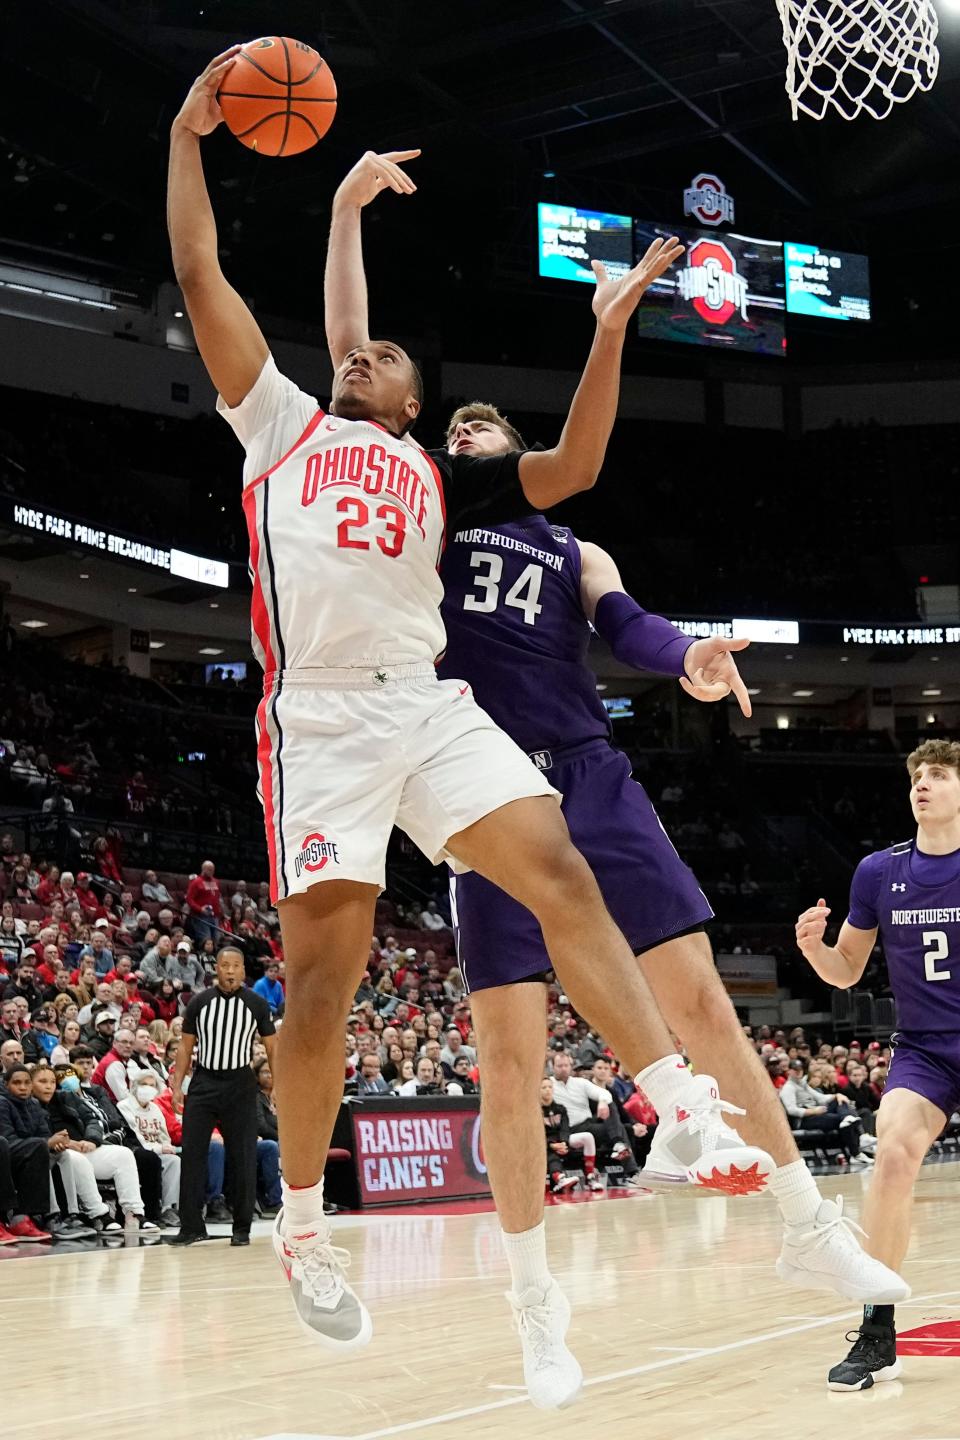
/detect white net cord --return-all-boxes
[776,0,939,121]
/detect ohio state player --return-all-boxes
[170,51,742,1374]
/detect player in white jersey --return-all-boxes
[169,51,771,1373]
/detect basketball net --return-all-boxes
[776,0,939,120]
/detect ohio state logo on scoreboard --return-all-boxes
[683,173,735,227]
[676,239,749,326]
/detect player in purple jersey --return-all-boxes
[323,146,905,1407]
[797,738,960,1391]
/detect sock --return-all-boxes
[768,1160,823,1227]
[502,1220,552,1297]
[584,1155,595,1176]
[281,1177,327,1234]
[635,1054,693,1119]
[864,1303,895,1331]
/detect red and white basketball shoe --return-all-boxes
[641,1074,775,1196]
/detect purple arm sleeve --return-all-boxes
[593,591,693,678]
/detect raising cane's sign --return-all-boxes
[352,1105,490,1207]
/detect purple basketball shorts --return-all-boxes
[449,738,714,994]
[885,1030,960,1120]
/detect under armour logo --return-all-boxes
[373,670,388,685]
[891,882,906,892]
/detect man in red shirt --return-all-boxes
[185,860,223,948]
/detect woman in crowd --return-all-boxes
[117,1068,181,1227]
[72,960,99,1008]
[49,1059,160,1232]
[0,916,27,969]
[391,1058,415,1092]
[253,1058,281,1215]
[147,1019,171,1051]
[151,979,179,1025]
[50,1019,82,1067]
[381,1043,405,1084]
[163,1038,180,1069]
[375,975,399,1016]
[9,865,32,904]
[52,996,80,1027]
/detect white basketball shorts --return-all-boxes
[255,663,558,901]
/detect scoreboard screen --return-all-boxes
[538,203,633,284]
[785,241,871,321]
[634,219,785,357]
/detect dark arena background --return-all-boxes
[1,3,960,1438]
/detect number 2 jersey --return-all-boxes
[847,840,960,1030]
[217,357,536,671]
[436,514,611,752]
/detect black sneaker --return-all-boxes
[205,1198,233,1224]
[230,1231,251,1246]
[164,1230,209,1246]
[827,1322,902,1391]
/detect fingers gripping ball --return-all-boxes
[218,37,337,156]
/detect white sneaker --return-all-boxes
[585,1172,605,1192]
[507,1280,583,1410]
[641,1074,775,1196]
[775,1197,910,1303]
[273,1209,372,1353]
[550,1173,578,1195]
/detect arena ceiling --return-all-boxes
[3,0,959,360]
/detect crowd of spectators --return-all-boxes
[2,796,953,1242]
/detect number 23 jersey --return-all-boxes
[218,357,533,672]
[847,840,960,1030]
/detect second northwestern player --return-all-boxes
[796,738,960,1392]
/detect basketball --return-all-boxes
[217,36,336,157]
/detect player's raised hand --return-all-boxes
[796,898,831,960]
[333,150,421,210]
[173,47,242,137]
[680,636,752,717]
[591,235,685,332]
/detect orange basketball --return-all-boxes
[217,37,337,157]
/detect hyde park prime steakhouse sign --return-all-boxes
[4,498,229,588]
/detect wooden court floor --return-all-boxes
[7,1161,960,1440]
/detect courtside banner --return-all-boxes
[351,1100,490,1207]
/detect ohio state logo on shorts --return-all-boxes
[294,831,341,878]
[683,173,734,227]
[676,239,748,326]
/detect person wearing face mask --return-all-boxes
[118,1071,181,1228]
[57,1050,162,1234]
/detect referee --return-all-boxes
[167,947,275,1247]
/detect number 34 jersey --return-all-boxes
[847,840,960,1030]
[436,513,611,753]
[218,357,535,672]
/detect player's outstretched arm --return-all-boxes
[579,543,753,717]
[795,898,875,988]
[518,236,684,511]
[167,50,269,408]
[324,150,420,369]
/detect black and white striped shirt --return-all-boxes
[183,985,275,1072]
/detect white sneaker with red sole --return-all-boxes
[641,1074,775,1196]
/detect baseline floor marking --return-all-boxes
[257,1288,960,1440]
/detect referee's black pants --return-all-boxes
[179,1066,258,1235]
